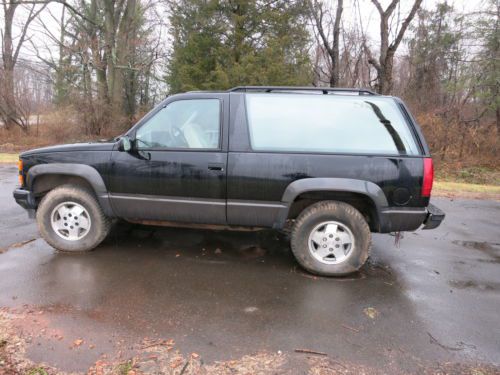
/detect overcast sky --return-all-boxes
[343,0,485,41]
[1,0,489,64]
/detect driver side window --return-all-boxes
[136,99,221,149]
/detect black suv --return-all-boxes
[13,86,444,276]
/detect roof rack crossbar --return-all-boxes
[228,86,377,96]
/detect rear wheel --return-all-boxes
[36,184,111,252]
[291,201,371,276]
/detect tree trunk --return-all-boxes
[1,3,18,130]
[369,0,422,94]
[54,6,67,104]
[1,2,46,131]
[496,106,500,137]
[310,0,344,87]
[330,0,343,87]
[116,0,137,116]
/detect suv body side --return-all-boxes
[226,92,431,233]
[15,89,437,234]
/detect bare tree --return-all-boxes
[309,0,343,87]
[365,0,422,94]
[1,0,47,130]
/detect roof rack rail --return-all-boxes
[228,86,377,96]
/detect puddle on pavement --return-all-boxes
[452,240,499,251]
[452,240,500,260]
[448,280,499,292]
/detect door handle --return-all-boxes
[208,163,224,171]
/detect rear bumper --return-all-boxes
[422,203,445,230]
[379,203,445,232]
[13,188,36,218]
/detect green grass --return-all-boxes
[434,181,500,194]
[26,368,48,375]
[116,361,133,375]
[435,166,499,185]
[0,153,18,163]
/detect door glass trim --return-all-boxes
[133,98,223,151]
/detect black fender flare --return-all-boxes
[275,178,387,228]
[27,163,114,217]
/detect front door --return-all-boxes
[107,94,228,224]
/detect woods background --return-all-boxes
[0,0,498,183]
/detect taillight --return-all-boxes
[422,158,434,197]
[18,159,24,186]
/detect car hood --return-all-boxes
[20,140,116,157]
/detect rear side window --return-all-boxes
[245,93,420,155]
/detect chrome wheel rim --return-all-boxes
[308,221,354,264]
[50,202,91,241]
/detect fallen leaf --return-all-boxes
[73,339,84,347]
[170,358,183,368]
[363,307,379,319]
[341,324,359,333]
[191,352,200,359]
[295,348,327,356]
[10,238,36,248]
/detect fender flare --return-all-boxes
[27,163,114,217]
[275,178,388,228]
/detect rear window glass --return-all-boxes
[245,93,420,155]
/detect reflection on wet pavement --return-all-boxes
[0,163,499,373]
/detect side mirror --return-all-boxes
[118,136,132,152]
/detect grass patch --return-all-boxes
[434,181,500,194]
[26,368,48,375]
[116,361,133,375]
[0,153,18,163]
[435,166,499,185]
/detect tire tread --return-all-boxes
[290,200,371,276]
[37,184,111,252]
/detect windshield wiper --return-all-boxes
[364,101,406,154]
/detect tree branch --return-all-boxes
[389,0,423,52]
[13,3,47,65]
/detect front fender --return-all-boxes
[26,163,114,217]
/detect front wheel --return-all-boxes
[36,184,111,252]
[290,201,371,276]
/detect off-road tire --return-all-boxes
[36,184,111,252]
[291,201,371,276]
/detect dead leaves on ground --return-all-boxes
[363,307,379,319]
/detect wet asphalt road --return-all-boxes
[0,163,499,373]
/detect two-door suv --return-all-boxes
[13,86,444,276]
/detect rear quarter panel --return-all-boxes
[227,152,426,207]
